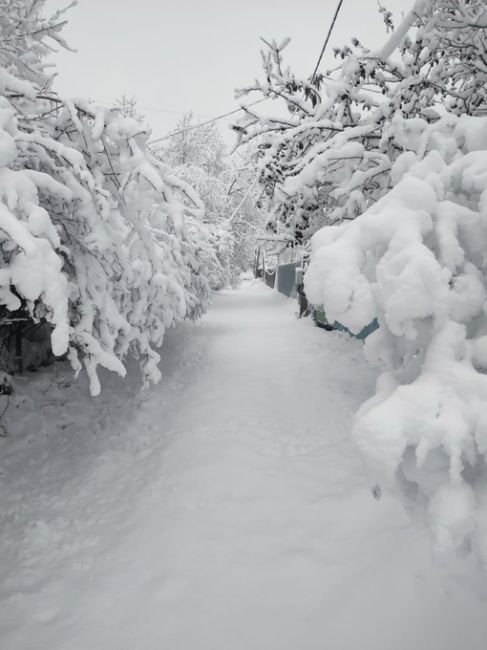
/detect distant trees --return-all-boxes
[155,114,263,288]
[161,112,227,175]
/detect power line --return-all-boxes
[139,106,211,118]
[146,99,268,146]
[93,3,345,147]
[145,0,345,147]
[311,0,345,82]
[145,3,346,200]
[94,99,210,118]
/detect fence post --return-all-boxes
[15,323,23,374]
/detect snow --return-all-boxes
[1,281,487,650]
[305,114,487,556]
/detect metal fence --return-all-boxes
[313,306,379,340]
[0,313,53,374]
[276,261,300,298]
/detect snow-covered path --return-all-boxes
[1,282,487,650]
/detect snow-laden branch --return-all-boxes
[376,0,433,60]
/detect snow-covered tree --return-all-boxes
[0,1,218,394]
[304,0,487,558]
[234,0,487,243]
[161,112,227,176]
[233,36,398,242]
[155,115,263,288]
[226,150,264,279]
[114,94,145,122]
[418,0,487,117]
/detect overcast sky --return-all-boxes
[46,0,410,144]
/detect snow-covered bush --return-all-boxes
[239,0,487,557]
[306,111,487,558]
[0,1,218,394]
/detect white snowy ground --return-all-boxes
[1,281,487,650]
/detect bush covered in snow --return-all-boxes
[239,0,487,559]
[0,0,226,395]
[306,113,487,557]
[304,1,487,558]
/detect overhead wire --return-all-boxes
[142,1,346,219]
[136,106,211,117]
[93,99,211,118]
[146,98,268,146]
[226,0,347,218]
[310,0,345,82]
[92,2,345,147]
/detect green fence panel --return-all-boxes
[313,305,378,340]
[265,267,276,289]
[277,262,299,297]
